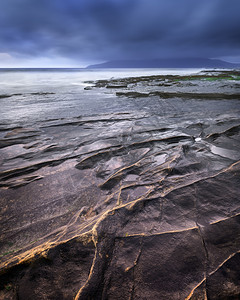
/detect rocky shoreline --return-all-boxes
[0,70,240,299]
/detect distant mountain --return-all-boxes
[87,58,240,69]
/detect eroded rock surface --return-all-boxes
[0,70,240,299]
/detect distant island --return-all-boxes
[87,58,240,69]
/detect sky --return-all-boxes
[0,0,240,67]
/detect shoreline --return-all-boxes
[1,69,240,299]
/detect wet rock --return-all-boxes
[1,70,240,299]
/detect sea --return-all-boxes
[0,68,202,124]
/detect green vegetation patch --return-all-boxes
[175,74,240,82]
[204,76,233,81]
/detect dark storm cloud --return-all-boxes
[0,0,240,65]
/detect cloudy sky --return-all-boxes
[0,0,240,67]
